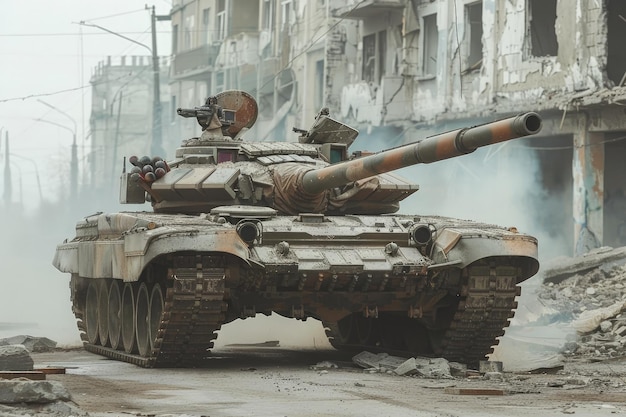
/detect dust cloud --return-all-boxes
[0,202,83,347]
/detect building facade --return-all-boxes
[98,0,624,258]
[333,0,626,256]
[89,55,171,197]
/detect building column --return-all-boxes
[572,120,604,256]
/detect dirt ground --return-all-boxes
[13,346,626,417]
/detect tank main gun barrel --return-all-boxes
[301,112,542,194]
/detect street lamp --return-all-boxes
[34,103,78,202]
[3,130,11,207]
[78,5,170,158]
[11,153,43,204]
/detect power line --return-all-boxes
[0,72,150,103]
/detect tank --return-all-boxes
[53,90,542,367]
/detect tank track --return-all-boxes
[438,261,520,364]
[81,255,228,368]
[324,259,521,365]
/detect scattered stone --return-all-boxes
[599,321,613,332]
[565,377,588,386]
[352,352,452,379]
[0,380,71,404]
[394,357,419,376]
[444,387,505,396]
[0,345,34,371]
[448,362,467,377]
[352,351,405,371]
[310,361,338,370]
[479,360,503,373]
[483,372,504,381]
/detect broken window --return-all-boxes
[466,1,483,71]
[172,24,178,54]
[606,0,626,86]
[362,30,387,84]
[281,0,295,33]
[262,0,273,30]
[423,13,438,76]
[202,8,211,44]
[363,34,376,84]
[315,60,324,110]
[217,0,227,40]
[184,15,195,50]
[528,0,558,57]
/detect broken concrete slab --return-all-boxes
[0,345,33,371]
[0,380,71,404]
[0,336,57,353]
[542,246,626,284]
[352,351,452,378]
[572,300,626,333]
[352,351,406,371]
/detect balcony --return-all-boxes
[332,0,405,19]
[172,44,220,77]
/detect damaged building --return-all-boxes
[161,0,626,256]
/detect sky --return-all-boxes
[0,0,173,211]
[0,1,175,346]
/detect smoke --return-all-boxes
[354,127,574,370]
[355,128,571,262]
[0,202,81,347]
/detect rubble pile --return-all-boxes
[539,247,626,360]
[0,336,87,416]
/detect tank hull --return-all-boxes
[54,210,538,367]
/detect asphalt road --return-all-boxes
[25,346,626,417]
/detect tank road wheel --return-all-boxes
[121,283,136,354]
[135,283,151,357]
[379,316,405,350]
[85,282,100,345]
[149,284,164,351]
[108,281,122,350]
[97,281,109,346]
[336,314,355,344]
[355,316,378,345]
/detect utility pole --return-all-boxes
[81,6,171,158]
[3,131,11,207]
[150,5,164,158]
[37,100,78,201]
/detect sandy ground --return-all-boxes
[16,346,626,417]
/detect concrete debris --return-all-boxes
[0,401,89,417]
[0,380,71,404]
[0,336,57,353]
[352,352,452,379]
[0,345,34,371]
[538,246,626,360]
[479,360,503,373]
[310,361,338,370]
[572,300,626,333]
[444,387,505,396]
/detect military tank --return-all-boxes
[53,90,542,367]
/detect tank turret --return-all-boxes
[121,91,541,216]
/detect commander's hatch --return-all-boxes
[296,109,359,163]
